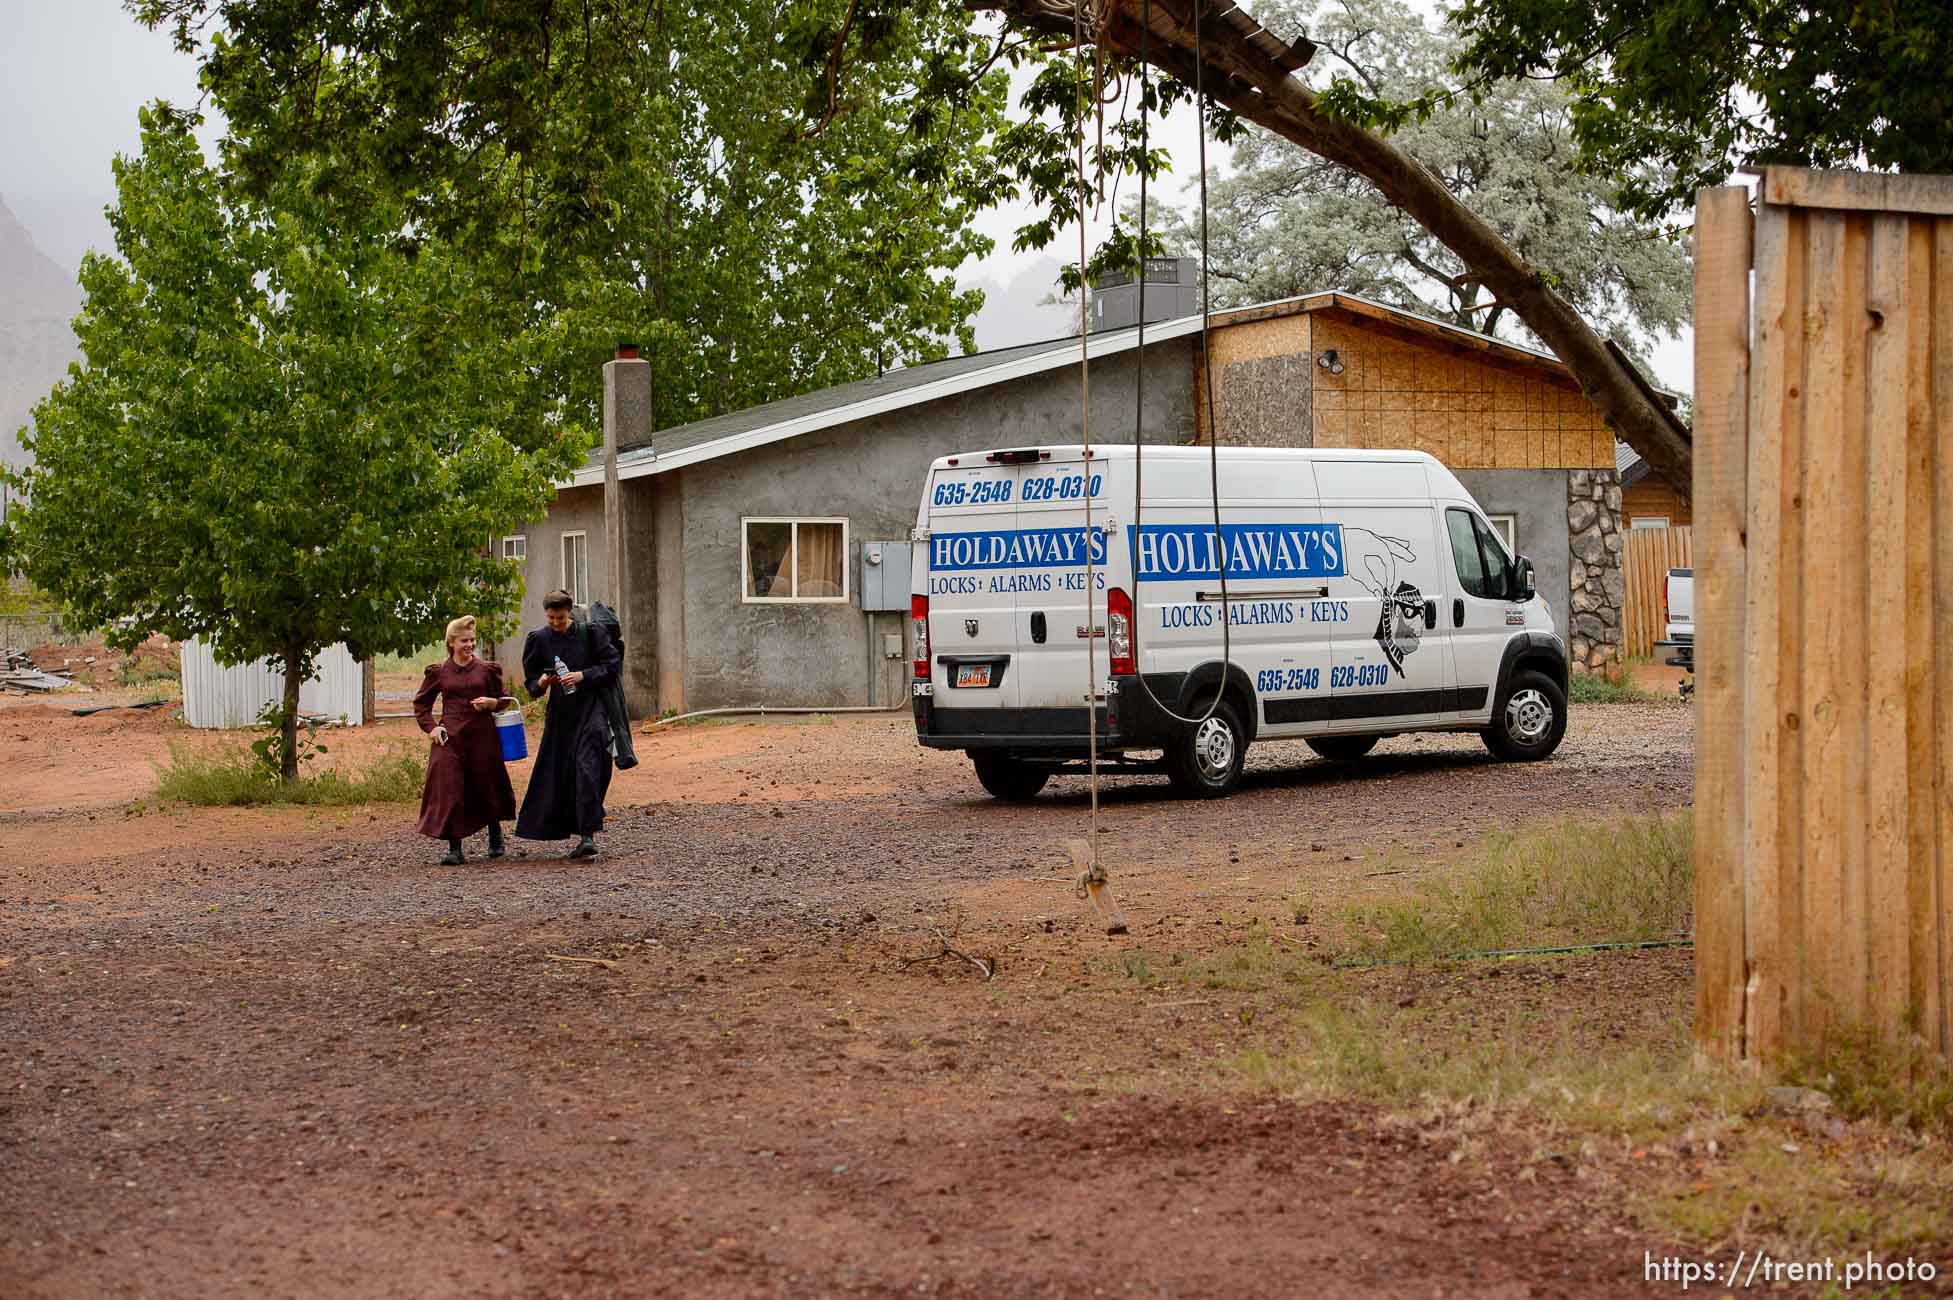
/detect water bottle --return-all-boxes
[553,654,576,694]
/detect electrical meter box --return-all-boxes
[860,541,913,612]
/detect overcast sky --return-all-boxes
[0,0,1687,388]
[0,0,214,273]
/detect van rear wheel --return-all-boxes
[971,752,1050,802]
[1482,668,1567,761]
[1166,699,1247,798]
[1306,735,1378,762]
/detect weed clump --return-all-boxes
[154,742,424,806]
[1779,1026,1953,1137]
[1338,811,1693,963]
[1568,672,1663,703]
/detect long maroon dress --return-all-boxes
[413,657,517,839]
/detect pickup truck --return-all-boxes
[1652,568,1693,698]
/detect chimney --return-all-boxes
[1091,256,1200,332]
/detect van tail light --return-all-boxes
[912,594,930,678]
[1107,587,1135,676]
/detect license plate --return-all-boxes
[954,663,992,688]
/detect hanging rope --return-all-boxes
[1126,0,1234,730]
[1064,0,1232,931]
[1072,0,1104,902]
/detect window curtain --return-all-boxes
[795,523,844,597]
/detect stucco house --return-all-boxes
[497,286,1651,716]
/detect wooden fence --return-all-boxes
[1694,169,1953,1072]
[1620,525,1693,659]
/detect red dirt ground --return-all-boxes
[3,696,1933,1297]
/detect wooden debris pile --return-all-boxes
[1,647,78,693]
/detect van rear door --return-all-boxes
[1010,450,1112,712]
[921,461,1023,709]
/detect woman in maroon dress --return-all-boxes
[414,615,517,864]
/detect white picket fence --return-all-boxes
[179,639,365,729]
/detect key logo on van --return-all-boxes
[964,619,979,637]
[1344,527,1426,678]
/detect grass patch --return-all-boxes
[1106,928,1328,995]
[1227,989,1952,1258]
[1232,991,1747,1132]
[1647,1128,1953,1259]
[1568,669,1664,703]
[154,741,425,806]
[374,642,444,675]
[1147,813,1947,1263]
[115,658,180,688]
[1333,811,1692,963]
[1779,1025,1953,1137]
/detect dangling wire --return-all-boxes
[1126,0,1234,730]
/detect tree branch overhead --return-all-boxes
[976,0,1693,498]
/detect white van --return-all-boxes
[909,445,1568,799]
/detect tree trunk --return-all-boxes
[279,645,303,784]
[983,0,1693,501]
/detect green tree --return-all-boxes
[1137,0,1690,359]
[135,0,1021,432]
[1446,0,1953,220]
[0,110,583,779]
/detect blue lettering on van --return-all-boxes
[929,527,1109,571]
[1128,523,1345,582]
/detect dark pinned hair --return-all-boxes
[542,589,575,611]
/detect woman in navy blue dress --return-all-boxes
[515,590,621,859]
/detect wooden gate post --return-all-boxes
[1693,169,1953,1071]
[1692,186,1751,1064]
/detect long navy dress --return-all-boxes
[515,621,621,840]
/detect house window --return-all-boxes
[743,518,849,603]
[561,531,588,603]
[502,535,527,561]
[1486,514,1517,554]
[1631,515,1669,530]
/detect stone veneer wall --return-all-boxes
[1566,468,1625,672]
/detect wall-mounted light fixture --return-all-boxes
[1316,348,1344,375]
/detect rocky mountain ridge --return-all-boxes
[1,195,82,484]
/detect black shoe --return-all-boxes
[567,835,598,860]
[439,848,465,866]
[487,826,506,859]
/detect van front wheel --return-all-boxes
[1166,699,1247,798]
[1482,669,1567,761]
[971,752,1050,802]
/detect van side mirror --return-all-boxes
[1511,555,1536,602]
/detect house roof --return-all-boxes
[566,290,1645,488]
[1616,438,1651,485]
[569,315,1207,487]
